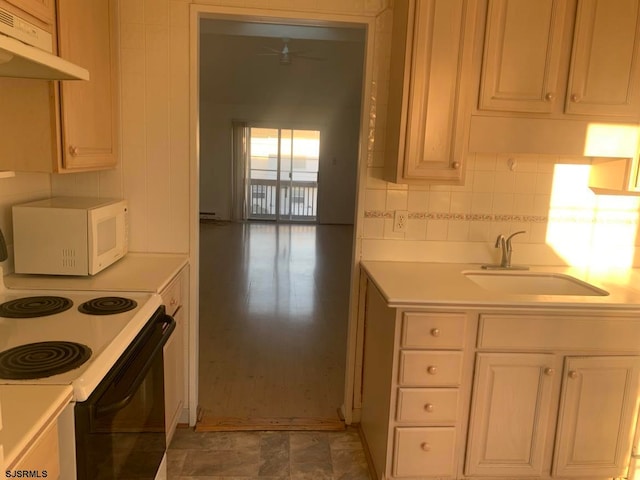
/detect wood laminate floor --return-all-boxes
[198,222,353,427]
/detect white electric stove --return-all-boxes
[0,287,161,401]
[0,276,169,480]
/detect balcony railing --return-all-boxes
[249,179,317,221]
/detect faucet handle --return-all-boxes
[494,234,505,249]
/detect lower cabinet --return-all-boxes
[162,265,189,445]
[465,353,557,477]
[360,280,640,479]
[467,354,640,478]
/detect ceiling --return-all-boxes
[199,19,366,108]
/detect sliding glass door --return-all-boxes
[247,127,319,222]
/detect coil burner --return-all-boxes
[78,296,138,315]
[0,296,73,318]
[0,341,92,379]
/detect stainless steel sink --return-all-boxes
[463,271,609,296]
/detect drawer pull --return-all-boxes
[423,403,434,413]
[426,365,438,375]
[544,367,554,376]
[430,328,440,337]
[568,370,579,379]
[420,442,431,452]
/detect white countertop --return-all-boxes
[5,252,188,293]
[361,261,640,309]
[0,385,72,469]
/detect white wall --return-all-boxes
[198,30,364,224]
[52,0,191,254]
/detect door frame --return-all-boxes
[189,4,376,425]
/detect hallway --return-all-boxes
[198,222,353,427]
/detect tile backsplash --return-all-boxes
[361,154,640,268]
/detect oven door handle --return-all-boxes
[95,316,176,417]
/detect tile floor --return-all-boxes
[168,427,372,479]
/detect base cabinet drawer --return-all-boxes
[396,388,459,424]
[393,427,456,477]
[399,351,463,386]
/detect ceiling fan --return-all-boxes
[257,38,326,65]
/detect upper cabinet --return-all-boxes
[56,0,119,171]
[479,0,569,114]
[478,0,640,120]
[384,0,481,185]
[566,0,640,118]
[0,0,118,173]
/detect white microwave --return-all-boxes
[12,197,128,276]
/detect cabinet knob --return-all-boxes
[570,94,581,103]
[69,145,79,156]
[568,370,579,379]
[452,161,461,170]
[423,403,434,412]
[544,367,554,376]
[420,442,431,452]
[545,92,555,101]
[430,328,440,337]
[170,298,177,306]
[426,365,438,375]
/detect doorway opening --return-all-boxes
[247,127,320,222]
[195,13,368,430]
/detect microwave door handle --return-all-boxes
[96,317,176,417]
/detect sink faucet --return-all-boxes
[483,231,529,270]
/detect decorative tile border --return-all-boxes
[364,210,640,225]
[363,211,549,223]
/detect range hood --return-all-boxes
[0,8,89,81]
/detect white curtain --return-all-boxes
[230,121,249,221]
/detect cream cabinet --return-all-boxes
[0,0,118,173]
[479,0,640,120]
[465,353,558,477]
[55,0,119,171]
[161,265,189,445]
[360,278,640,479]
[360,284,470,479]
[384,0,481,185]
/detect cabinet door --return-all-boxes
[479,0,568,113]
[565,0,640,118]
[465,353,558,477]
[56,0,118,171]
[553,356,640,478]
[385,0,479,184]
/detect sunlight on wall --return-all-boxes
[547,164,640,268]
[583,123,639,158]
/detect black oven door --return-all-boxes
[74,306,175,480]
